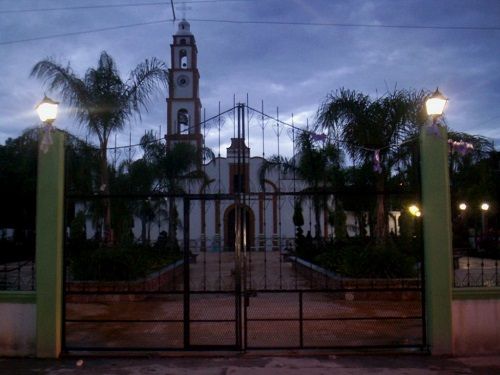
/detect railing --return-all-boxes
[0,260,36,291]
[187,236,295,254]
[453,249,499,287]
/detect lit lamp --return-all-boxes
[458,203,467,211]
[425,88,448,117]
[408,204,421,217]
[36,95,59,153]
[36,95,59,124]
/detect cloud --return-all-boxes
[1,0,500,150]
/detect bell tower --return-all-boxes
[166,19,202,150]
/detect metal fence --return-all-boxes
[0,260,35,291]
[0,232,36,291]
[62,192,425,352]
[452,210,499,288]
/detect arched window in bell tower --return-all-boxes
[179,49,188,69]
[177,109,189,133]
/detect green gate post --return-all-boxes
[36,130,65,358]
[420,125,453,355]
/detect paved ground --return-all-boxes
[2,355,500,374]
[65,252,423,349]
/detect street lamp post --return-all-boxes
[481,202,489,234]
[421,87,454,353]
[34,95,64,357]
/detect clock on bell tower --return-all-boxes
[166,19,202,151]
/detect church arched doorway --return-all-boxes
[224,204,255,251]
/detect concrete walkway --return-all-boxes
[188,251,311,290]
[2,355,500,374]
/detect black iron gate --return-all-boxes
[64,192,425,352]
[63,103,425,352]
[183,192,425,351]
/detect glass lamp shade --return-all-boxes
[36,96,59,123]
[408,205,421,217]
[481,203,490,211]
[425,88,447,116]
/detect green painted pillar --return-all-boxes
[36,130,65,358]
[420,125,453,355]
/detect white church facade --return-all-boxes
[79,20,398,248]
[161,20,380,253]
[165,20,314,252]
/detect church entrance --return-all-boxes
[224,204,255,252]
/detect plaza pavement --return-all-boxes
[65,251,423,350]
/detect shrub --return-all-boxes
[69,242,181,281]
[311,238,418,278]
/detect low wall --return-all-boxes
[66,260,184,302]
[452,288,500,355]
[290,256,421,300]
[0,292,36,357]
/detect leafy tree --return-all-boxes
[139,131,213,245]
[317,88,426,242]
[260,131,344,239]
[31,51,168,243]
[0,129,38,250]
[0,128,101,256]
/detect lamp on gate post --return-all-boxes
[36,95,59,153]
[425,88,448,119]
[408,204,421,217]
[36,95,59,124]
[421,87,453,354]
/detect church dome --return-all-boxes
[176,19,193,36]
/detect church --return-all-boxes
[163,19,322,252]
[126,19,399,250]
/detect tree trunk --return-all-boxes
[374,173,387,242]
[313,195,322,239]
[99,146,113,245]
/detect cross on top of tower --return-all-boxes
[176,1,192,20]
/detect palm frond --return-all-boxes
[30,59,91,126]
[126,57,168,119]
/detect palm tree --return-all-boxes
[139,131,213,245]
[317,88,426,242]
[31,51,168,243]
[260,131,344,239]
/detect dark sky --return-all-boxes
[1,0,499,155]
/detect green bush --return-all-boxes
[310,238,418,278]
[69,242,181,281]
